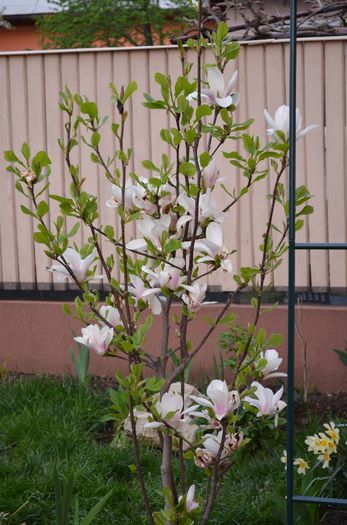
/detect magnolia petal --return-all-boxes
[297,124,318,140]
[190,395,214,409]
[207,67,225,94]
[225,70,238,96]
[126,238,147,251]
[264,109,277,130]
[148,294,162,315]
[215,95,233,108]
[144,421,163,429]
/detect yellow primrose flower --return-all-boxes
[305,434,322,454]
[323,422,340,444]
[318,433,331,449]
[294,457,309,475]
[318,450,331,469]
[326,439,337,454]
[281,450,287,469]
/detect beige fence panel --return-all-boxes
[0,39,346,291]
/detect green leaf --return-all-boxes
[267,333,283,347]
[160,128,173,146]
[91,131,101,148]
[81,101,98,119]
[165,239,181,253]
[33,150,51,168]
[295,219,304,231]
[199,151,211,169]
[4,150,19,162]
[20,204,36,218]
[33,232,50,246]
[123,80,138,102]
[146,377,165,392]
[37,200,49,218]
[111,122,119,135]
[179,161,196,177]
[67,223,80,238]
[104,225,114,240]
[333,348,347,367]
[142,160,158,172]
[216,21,229,41]
[196,104,213,120]
[80,490,113,525]
[21,143,31,161]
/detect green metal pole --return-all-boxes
[287,1,297,524]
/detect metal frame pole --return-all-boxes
[286,0,297,523]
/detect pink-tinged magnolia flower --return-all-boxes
[225,431,244,453]
[145,391,185,429]
[47,248,102,282]
[258,349,287,380]
[128,274,162,315]
[181,283,209,313]
[74,324,113,355]
[191,379,240,420]
[188,222,233,274]
[126,215,171,252]
[179,485,199,513]
[244,381,286,417]
[189,68,240,108]
[202,158,225,188]
[99,305,123,327]
[143,257,186,291]
[203,430,228,459]
[264,105,317,141]
[194,447,214,468]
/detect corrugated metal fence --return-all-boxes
[0,38,346,291]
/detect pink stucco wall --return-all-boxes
[0,301,346,392]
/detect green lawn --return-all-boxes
[0,377,342,525]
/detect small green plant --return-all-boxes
[70,341,90,387]
[0,362,9,381]
[333,341,347,367]
[53,468,113,525]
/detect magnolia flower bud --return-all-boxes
[21,168,37,186]
[225,432,244,453]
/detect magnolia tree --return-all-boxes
[5,11,316,525]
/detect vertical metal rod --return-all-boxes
[287,1,297,524]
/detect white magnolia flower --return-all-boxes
[189,68,240,108]
[143,257,186,291]
[126,215,171,252]
[99,305,123,327]
[182,283,209,313]
[258,348,287,380]
[145,391,185,429]
[107,181,157,214]
[177,189,225,232]
[128,274,162,315]
[191,379,240,420]
[187,222,233,273]
[106,182,138,210]
[202,158,225,188]
[47,248,102,282]
[244,381,286,417]
[179,485,199,513]
[74,323,113,356]
[264,105,317,140]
